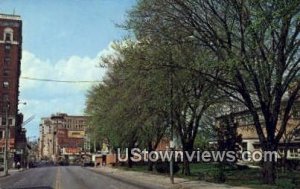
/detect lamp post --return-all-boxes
[169,59,175,184]
[3,102,10,176]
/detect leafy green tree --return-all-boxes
[125,0,300,183]
[86,41,171,168]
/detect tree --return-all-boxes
[126,0,300,183]
[171,66,218,175]
[86,41,170,168]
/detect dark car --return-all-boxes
[82,161,95,167]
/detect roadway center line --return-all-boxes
[55,167,62,189]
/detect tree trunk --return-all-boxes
[127,147,133,168]
[181,144,192,176]
[182,156,191,176]
[148,141,154,171]
[261,143,277,184]
[262,161,276,184]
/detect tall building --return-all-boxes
[39,113,90,163]
[0,13,24,166]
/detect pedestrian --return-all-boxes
[17,161,21,170]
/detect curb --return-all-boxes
[0,169,24,178]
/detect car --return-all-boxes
[82,161,95,167]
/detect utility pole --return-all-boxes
[3,103,10,176]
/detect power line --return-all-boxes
[21,76,101,83]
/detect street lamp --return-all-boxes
[169,58,175,184]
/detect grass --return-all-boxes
[116,162,300,189]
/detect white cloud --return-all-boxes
[19,42,117,137]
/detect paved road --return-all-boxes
[0,166,147,189]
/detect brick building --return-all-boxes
[38,113,90,163]
[0,13,25,167]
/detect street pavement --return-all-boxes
[88,166,252,189]
[0,166,156,189]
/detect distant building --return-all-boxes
[38,113,90,163]
[216,102,300,161]
[0,13,26,167]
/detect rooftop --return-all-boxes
[0,13,21,21]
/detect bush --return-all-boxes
[286,160,300,171]
[155,162,179,174]
[276,179,296,189]
[211,168,226,183]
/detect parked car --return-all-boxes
[82,161,95,167]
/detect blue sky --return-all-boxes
[0,0,136,139]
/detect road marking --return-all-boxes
[55,167,62,189]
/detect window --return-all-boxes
[290,148,300,157]
[4,45,10,54]
[5,33,11,41]
[0,131,3,139]
[3,81,9,88]
[3,94,9,102]
[1,118,7,126]
[3,70,9,76]
[4,28,13,42]
[4,57,11,64]
[8,119,13,126]
[5,44,11,50]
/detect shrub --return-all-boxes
[276,179,296,189]
[211,168,226,183]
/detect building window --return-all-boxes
[0,131,3,139]
[1,118,7,126]
[4,28,13,42]
[3,81,9,88]
[5,44,11,50]
[290,148,300,157]
[4,57,11,64]
[3,94,9,102]
[5,33,11,41]
[9,119,13,126]
[4,45,11,54]
[3,70,9,76]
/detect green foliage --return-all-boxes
[125,0,300,183]
[210,164,226,183]
[216,115,242,161]
[85,41,171,151]
[276,179,296,189]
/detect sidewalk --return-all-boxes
[88,166,252,189]
[0,169,23,178]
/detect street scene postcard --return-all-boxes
[1,0,300,189]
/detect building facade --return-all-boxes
[216,103,300,161]
[38,113,90,163]
[0,13,25,167]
